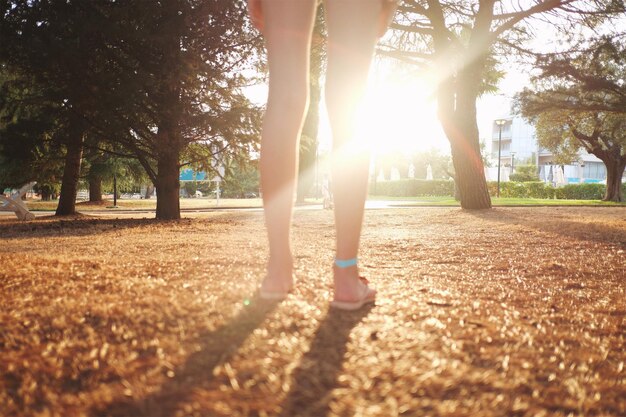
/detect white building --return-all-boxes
[486,116,608,184]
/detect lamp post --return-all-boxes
[113,172,117,208]
[495,119,507,198]
[511,151,516,173]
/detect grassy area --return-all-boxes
[369,195,626,206]
[26,197,265,211]
[24,196,626,212]
[368,196,460,206]
[492,197,626,206]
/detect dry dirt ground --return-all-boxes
[1,207,625,417]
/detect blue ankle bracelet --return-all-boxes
[334,257,358,268]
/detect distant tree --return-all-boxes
[1,1,124,215]
[297,5,326,202]
[510,165,540,182]
[410,149,451,179]
[83,142,109,203]
[0,69,150,205]
[516,36,626,201]
[376,150,409,180]
[82,146,149,202]
[0,68,65,194]
[479,141,492,168]
[381,0,624,209]
[1,0,262,219]
[221,158,259,198]
[93,0,262,219]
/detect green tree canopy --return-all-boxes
[516,36,626,201]
[379,0,625,209]
[510,165,540,182]
[0,67,65,192]
[1,0,262,218]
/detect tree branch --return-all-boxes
[491,0,576,41]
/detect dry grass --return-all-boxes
[25,198,265,212]
[1,207,625,417]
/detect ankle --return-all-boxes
[334,257,358,268]
[333,259,360,286]
[269,253,293,267]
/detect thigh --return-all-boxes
[261,0,318,90]
[324,0,383,91]
[324,0,383,56]
[323,0,384,128]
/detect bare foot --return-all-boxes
[260,256,294,295]
[332,265,376,303]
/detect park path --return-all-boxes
[0,207,625,417]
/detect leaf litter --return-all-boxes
[0,207,624,417]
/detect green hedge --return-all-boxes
[487,181,554,198]
[555,184,607,200]
[369,179,455,197]
[371,179,624,200]
[487,181,611,199]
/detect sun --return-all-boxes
[356,75,448,158]
[316,70,450,160]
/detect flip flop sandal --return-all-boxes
[259,289,291,301]
[330,276,376,311]
[259,280,293,301]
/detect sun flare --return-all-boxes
[356,75,447,158]
[320,71,450,159]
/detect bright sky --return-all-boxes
[321,63,527,158]
[246,12,622,161]
[247,60,526,160]
[319,63,450,155]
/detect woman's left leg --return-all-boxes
[324,0,389,303]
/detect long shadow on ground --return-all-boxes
[92,294,277,417]
[0,214,245,240]
[467,207,626,247]
[278,306,372,417]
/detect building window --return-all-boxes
[583,162,606,180]
[492,141,512,154]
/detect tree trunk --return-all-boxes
[603,159,625,202]
[437,74,491,210]
[152,0,184,220]
[155,133,181,220]
[451,123,491,210]
[40,185,52,201]
[144,184,155,199]
[89,174,103,202]
[296,116,319,202]
[56,123,85,215]
[297,9,324,203]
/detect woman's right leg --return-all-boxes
[259,0,317,294]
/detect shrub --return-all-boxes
[369,179,454,197]
[509,165,540,182]
[492,181,554,198]
[554,183,605,200]
[524,182,555,199]
[501,182,528,198]
[487,181,621,200]
[372,179,623,200]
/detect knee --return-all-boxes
[267,81,310,119]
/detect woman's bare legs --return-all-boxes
[259,0,317,294]
[325,0,385,301]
